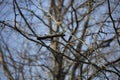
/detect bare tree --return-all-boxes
[0,0,120,80]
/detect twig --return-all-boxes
[107,0,120,45]
[37,33,65,40]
